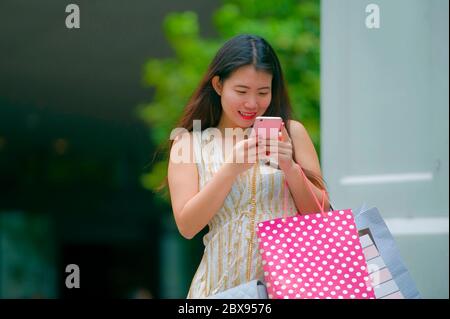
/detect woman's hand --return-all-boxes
[223,136,265,176]
[259,122,296,172]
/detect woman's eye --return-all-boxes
[259,92,269,96]
[236,91,246,94]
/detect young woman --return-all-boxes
[167,34,330,298]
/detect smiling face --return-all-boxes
[213,65,273,129]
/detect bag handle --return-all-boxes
[277,127,329,219]
[251,162,329,220]
[283,165,328,220]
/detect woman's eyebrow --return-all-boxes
[234,84,271,90]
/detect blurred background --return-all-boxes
[0,0,448,298]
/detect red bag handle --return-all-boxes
[279,127,328,219]
[283,166,328,220]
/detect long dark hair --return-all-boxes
[175,34,291,131]
[166,34,326,191]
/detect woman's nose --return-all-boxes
[244,97,258,109]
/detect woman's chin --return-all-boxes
[238,123,253,130]
[236,118,255,128]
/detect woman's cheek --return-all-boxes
[260,95,272,110]
[223,91,243,110]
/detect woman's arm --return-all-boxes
[283,120,330,214]
[168,133,242,239]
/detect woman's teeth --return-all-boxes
[239,111,256,118]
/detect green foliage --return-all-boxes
[138,0,320,202]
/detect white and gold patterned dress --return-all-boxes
[187,130,298,298]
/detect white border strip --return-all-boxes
[385,217,449,235]
[340,172,433,185]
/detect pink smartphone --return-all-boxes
[251,116,283,139]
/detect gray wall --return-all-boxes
[321,0,449,298]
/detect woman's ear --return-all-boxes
[211,76,222,96]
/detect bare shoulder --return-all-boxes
[286,119,321,171]
[287,119,309,141]
[168,130,199,225]
[169,130,195,164]
[168,130,198,194]
[171,130,194,146]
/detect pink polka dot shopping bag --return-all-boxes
[256,165,375,299]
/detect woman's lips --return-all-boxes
[238,111,257,120]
